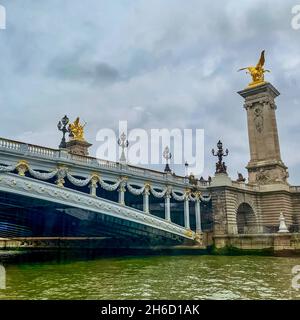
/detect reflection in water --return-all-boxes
[1,252,300,300]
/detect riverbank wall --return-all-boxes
[1,233,300,257]
[213,233,300,255]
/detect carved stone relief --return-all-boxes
[254,107,264,133]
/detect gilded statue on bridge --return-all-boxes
[68,117,86,141]
[238,50,270,87]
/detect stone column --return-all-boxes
[164,194,171,221]
[118,183,126,206]
[238,83,288,185]
[195,198,202,233]
[184,195,190,229]
[143,184,150,214]
[89,177,98,197]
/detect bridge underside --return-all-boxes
[0,190,190,248]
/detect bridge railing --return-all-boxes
[231,181,260,191]
[0,137,210,187]
[0,137,59,158]
[290,186,300,192]
[0,138,23,152]
[27,144,58,158]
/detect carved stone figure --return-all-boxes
[255,168,271,184]
[254,107,264,133]
[236,173,246,182]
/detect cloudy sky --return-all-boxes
[0,0,300,183]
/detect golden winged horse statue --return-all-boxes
[238,50,270,87]
[68,117,86,141]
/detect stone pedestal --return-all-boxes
[210,175,235,236]
[66,139,92,156]
[210,173,232,187]
[238,83,288,185]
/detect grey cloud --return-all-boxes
[46,53,120,85]
[0,0,300,183]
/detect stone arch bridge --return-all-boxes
[1,135,300,251]
[0,138,212,248]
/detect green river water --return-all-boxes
[0,252,300,300]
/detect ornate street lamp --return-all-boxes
[184,161,189,176]
[184,161,189,183]
[118,132,129,163]
[212,140,229,174]
[163,146,172,173]
[57,115,70,149]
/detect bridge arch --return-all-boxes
[236,202,258,234]
[0,173,197,244]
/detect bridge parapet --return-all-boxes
[290,186,300,193]
[0,137,210,188]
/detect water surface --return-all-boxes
[0,252,300,300]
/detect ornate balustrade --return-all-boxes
[0,138,23,152]
[231,181,260,191]
[0,137,209,187]
[290,186,300,193]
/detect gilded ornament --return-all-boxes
[68,117,86,141]
[238,50,270,88]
